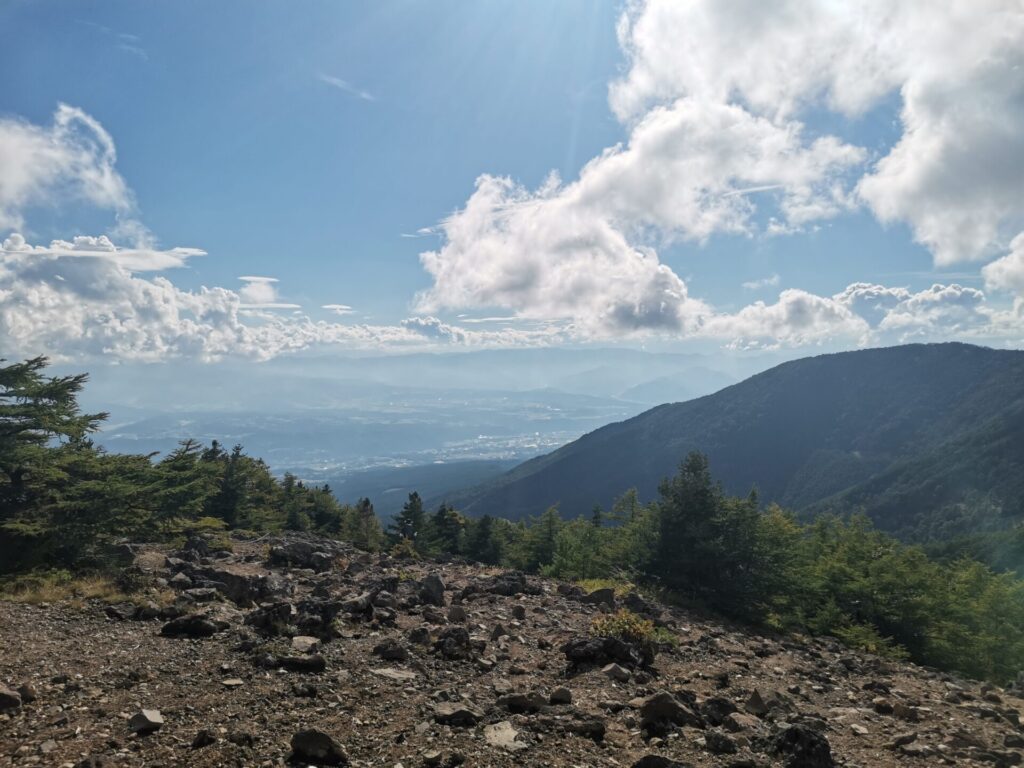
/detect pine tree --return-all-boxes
[466,514,502,565]
[523,506,563,571]
[0,356,107,517]
[655,451,722,593]
[389,491,426,546]
[428,503,465,555]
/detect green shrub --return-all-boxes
[591,608,657,645]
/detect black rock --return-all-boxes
[497,691,547,714]
[280,653,327,673]
[290,729,348,765]
[191,729,217,748]
[773,724,835,768]
[434,626,481,660]
[160,614,221,638]
[631,757,694,768]
[0,685,22,713]
[700,696,738,726]
[372,639,409,661]
[419,573,446,606]
[561,635,655,671]
[639,691,704,735]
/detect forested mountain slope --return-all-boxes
[450,343,1024,539]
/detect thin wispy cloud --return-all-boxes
[318,73,375,102]
[117,43,148,60]
[322,303,356,315]
[77,20,148,60]
[742,274,781,290]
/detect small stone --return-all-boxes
[723,712,761,732]
[630,757,692,768]
[892,702,921,722]
[0,685,22,713]
[373,639,409,662]
[228,728,256,746]
[221,678,244,688]
[705,728,738,754]
[291,729,348,765]
[291,635,320,653]
[192,729,217,748]
[497,691,546,714]
[16,682,37,703]
[888,732,918,748]
[433,702,483,727]
[447,605,467,623]
[640,691,703,733]
[373,668,418,682]
[160,614,219,638]
[850,723,869,735]
[280,654,327,673]
[484,720,527,751]
[128,709,164,734]
[581,587,616,607]
[602,663,630,682]
[550,686,573,705]
[744,689,768,717]
[772,723,834,768]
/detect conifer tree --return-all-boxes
[389,491,426,545]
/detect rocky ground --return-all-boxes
[2,534,1024,768]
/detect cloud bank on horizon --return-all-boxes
[2,0,1023,361]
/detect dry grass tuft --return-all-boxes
[0,571,127,606]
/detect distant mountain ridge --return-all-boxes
[448,343,1024,540]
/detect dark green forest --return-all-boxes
[4,356,1024,684]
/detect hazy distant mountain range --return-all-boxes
[447,343,1024,541]
[80,347,751,515]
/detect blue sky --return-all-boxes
[1,0,1023,362]
[2,1,627,316]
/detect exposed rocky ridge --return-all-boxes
[2,533,1024,767]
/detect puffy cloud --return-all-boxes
[417,174,713,337]
[0,104,134,231]
[237,276,299,309]
[608,0,903,123]
[610,0,1024,266]
[855,5,1024,265]
[704,289,869,350]
[697,281,1018,350]
[832,283,913,324]
[416,98,863,337]
[982,232,1024,296]
[875,284,993,340]
[420,0,1024,339]
[0,234,549,362]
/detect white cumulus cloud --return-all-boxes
[0,234,557,361]
[0,104,135,232]
[982,233,1024,296]
[418,0,1024,343]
